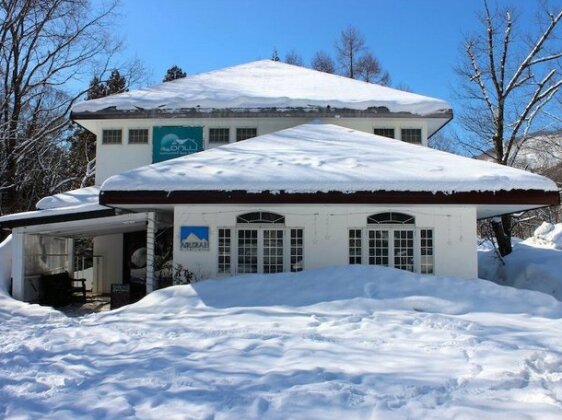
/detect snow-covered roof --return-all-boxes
[0,203,109,226]
[101,122,558,195]
[36,186,101,210]
[72,60,451,116]
[0,187,109,228]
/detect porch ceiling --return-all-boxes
[17,212,148,238]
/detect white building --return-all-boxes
[0,60,558,302]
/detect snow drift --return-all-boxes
[479,225,562,301]
[2,265,562,418]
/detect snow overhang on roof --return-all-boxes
[99,123,560,215]
[71,60,452,118]
[0,187,112,229]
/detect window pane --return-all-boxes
[102,129,122,144]
[236,128,257,142]
[420,229,434,274]
[393,230,414,272]
[373,128,395,139]
[348,229,362,264]
[128,129,148,144]
[209,128,230,144]
[218,229,231,273]
[237,229,258,273]
[369,230,389,266]
[263,230,284,273]
[290,229,303,272]
[401,129,422,144]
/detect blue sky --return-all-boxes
[115,0,548,131]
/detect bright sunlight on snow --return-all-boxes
[1,265,562,418]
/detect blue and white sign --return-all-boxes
[180,226,209,251]
[152,126,203,163]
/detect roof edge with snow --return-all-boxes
[100,189,560,209]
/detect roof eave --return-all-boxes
[99,189,560,207]
[70,108,453,121]
[0,208,116,230]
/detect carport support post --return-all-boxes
[11,230,25,301]
[146,212,156,294]
[67,239,75,277]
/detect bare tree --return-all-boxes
[356,52,391,85]
[335,25,366,78]
[284,49,303,66]
[311,51,336,74]
[0,0,119,214]
[456,1,562,256]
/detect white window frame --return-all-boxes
[222,212,304,275]
[127,128,149,144]
[101,129,122,145]
[351,212,435,274]
[235,127,258,142]
[208,127,231,147]
[400,128,423,144]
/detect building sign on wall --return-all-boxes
[180,226,209,251]
[152,126,203,163]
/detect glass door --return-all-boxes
[263,229,284,273]
[237,229,258,273]
[368,229,415,272]
[393,230,414,272]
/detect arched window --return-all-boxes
[350,211,432,274]
[224,211,301,276]
[236,212,285,224]
[367,212,415,225]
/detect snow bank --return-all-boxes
[0,235,11,295]
[72,60,451,115]
[528,222,562,249]
[2,265,562,418]
[126,265,562,318]
[101,123,557,194]
[478,234,562,301]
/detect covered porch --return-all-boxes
[0,190,173,305]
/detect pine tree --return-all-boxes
[106,69,128,94]
[163,65,187,82]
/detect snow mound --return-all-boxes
[529,222,562,249]
[2,265,562,418]
[478,236,562,301]
[124,265,562,318]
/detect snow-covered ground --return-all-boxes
[2,265,562,418]
[479,223,562,301]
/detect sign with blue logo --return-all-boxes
[180,226,209,251]
[152,126,203,163]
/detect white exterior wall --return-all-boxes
[80,116,433,184]
[94,233,123,293]
[173,204,477,280]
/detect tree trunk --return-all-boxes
[491,214,513,256]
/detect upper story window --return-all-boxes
[373,128,395,139]
[102,129,122,144]
[128,129,148,144]
[401,129,422,144]
[236,128,257,142]
[209,128,230,145]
